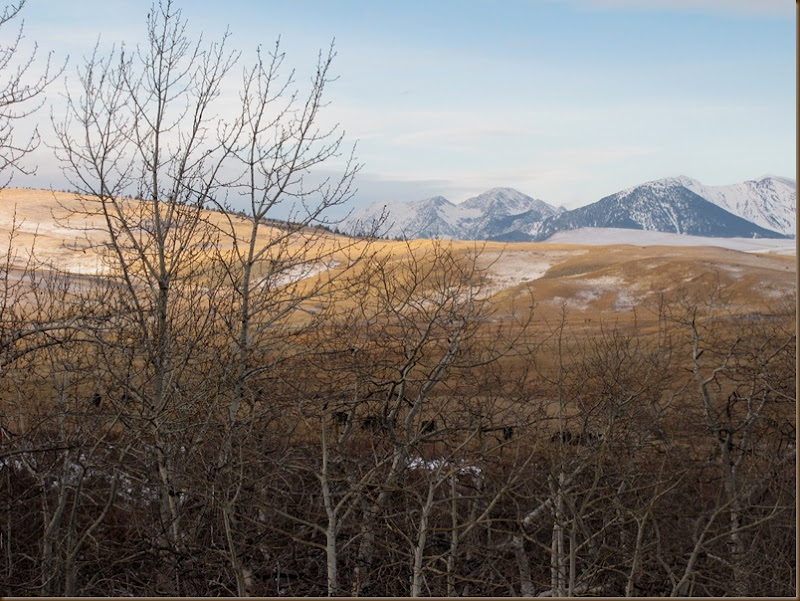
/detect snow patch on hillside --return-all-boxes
[271,260,337,287]
[549,291,597,312]
[479,250,579,295]
[753,281,796,299]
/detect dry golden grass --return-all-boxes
[0,188,794,332]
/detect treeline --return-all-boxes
[0,0,796,596]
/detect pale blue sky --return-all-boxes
[16,0,797,209]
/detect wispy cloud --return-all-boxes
[543,145,657,166]
[550,0,793,17]
[351,144,658,206]
[392,126,534,147]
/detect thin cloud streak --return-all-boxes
[551,0,793,17]
[392,126,537,146]
[353,145,659,209]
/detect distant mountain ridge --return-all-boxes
[344,187,563,240]
[343,175,795,241]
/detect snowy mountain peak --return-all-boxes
[625,176,695,193]
[342,187,560,240]
[461,187,558,215]
[675,176,795,236]
[659,175,701,188]
[464,186,533,203]
[478,186,524,196]
[421,195,454,207]
[530,180,789,241]
[611,175,795,237]
[757,174,795,184]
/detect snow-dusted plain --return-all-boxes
[546,227,796,254]
[477,250,584,297]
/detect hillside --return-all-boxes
[1,188,793,328]
[0,188,352,278]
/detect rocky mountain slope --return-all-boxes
[670,175,796,236]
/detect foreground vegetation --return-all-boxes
[1,217,795,596]
[0,1,795,596]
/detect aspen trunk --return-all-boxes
[411,481,436,597]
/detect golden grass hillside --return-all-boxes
[1,187,794,330]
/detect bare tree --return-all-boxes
[0,0,59,184]
[50,1,244,592]
[0,0,64,373]
[50,0,366,594]
[203,38,365,595]
[659,286,796,596]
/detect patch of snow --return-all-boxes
[408,456,448,471]
[548,292,597,312]
[269,260,337,287]
[407,455,483,481]
[479,250,581,295]
[548,275,647,311]
[754,281,796,299]
[719,264,745,280]
[572,275,623,288]
[614,289,643,310]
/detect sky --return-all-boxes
[10,0,798,211]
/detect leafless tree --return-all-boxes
[658,285,796,596]
[48,0,367,594]
[201,37,367,594]
[48,1,249,593]
[0,0,60,184]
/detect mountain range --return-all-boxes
[343,175,796,242]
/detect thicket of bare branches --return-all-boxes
[0,1,796,597]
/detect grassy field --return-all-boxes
[2,188,793,327]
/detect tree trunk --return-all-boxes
[411,481,436,597]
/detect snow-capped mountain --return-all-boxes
[343,176,795,242]
[343,187,561,240]
[529,179,789,241]
[663,175,796,236]
[343,195,461,239]
[530,179,784,240]
[456,187,563,240]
